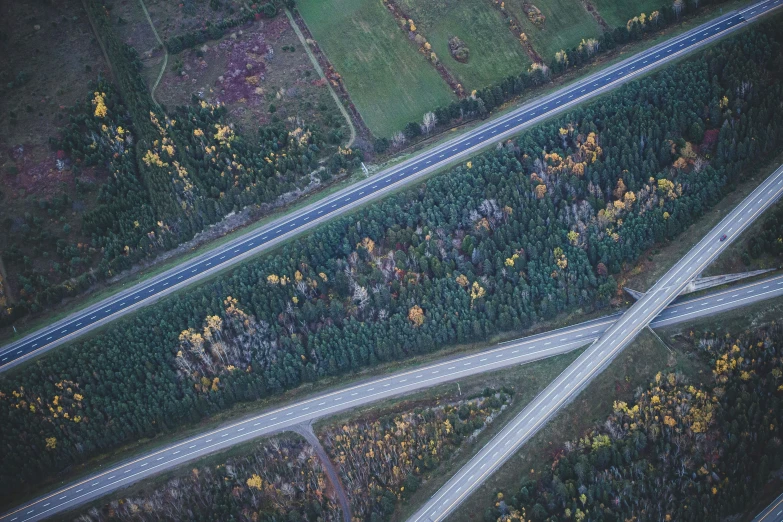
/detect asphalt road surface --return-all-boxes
[755,492,783,522]
[3,270,783,522]
[408,163,783,522]
[2,0,779,372]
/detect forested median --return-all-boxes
[1,20,782,509]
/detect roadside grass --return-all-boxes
[295,0,456,137]
[621,149,783,294]
[593,0,672,28]
[704,196,783,277]
[504,0,603,61]
[397,0,532,90]
[449,328,701,522]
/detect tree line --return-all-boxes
[0,25,781,507]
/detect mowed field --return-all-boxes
[592,0,667,27]
[297,0,455,137]
[505,0,603,61]
[397,0,532,90]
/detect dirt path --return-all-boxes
[81,0,116,81]
[285,9,357,148]
[484,0,544,64]
[137,0,167,108]
[580,0,611,31]
[291,423,352,522]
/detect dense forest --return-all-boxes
[71,436,342,522]
[1,23,782,506]
[0,0,358,325]
[483,323,783,522]
[321,389,512,521]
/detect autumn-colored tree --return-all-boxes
[408,305,425,326]
[613,178,627,199]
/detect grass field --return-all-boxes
[296,0,456,137]
[505,0,603,61]
[397,0,532,90]
[593,0,667,28]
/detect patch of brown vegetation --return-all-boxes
[487,0,543,64]
[579,0,611,30]
[381,0,466,98]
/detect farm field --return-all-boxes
[505,0,603,61]
[592,0,667,28]
[296,0,456,137]
[397,0,532,91]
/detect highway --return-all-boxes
[754,492,783,522]
[2,0,779,372]
[408,163,783,522]
[3,270,783,521]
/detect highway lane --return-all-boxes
[3,271,783,521]
[408,163,783,522]
[754,492,783,522]
[2,0,779,372]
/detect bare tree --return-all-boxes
[391,131,406,149]
[421,111,437,135]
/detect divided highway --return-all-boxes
[408,164,783,522]
[3,271,783,521]
[2,0,780,371]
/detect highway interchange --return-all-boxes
[3,269,783,521]
[409,163,783,522]
[1,1,783,519]
[2,0,781,372]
